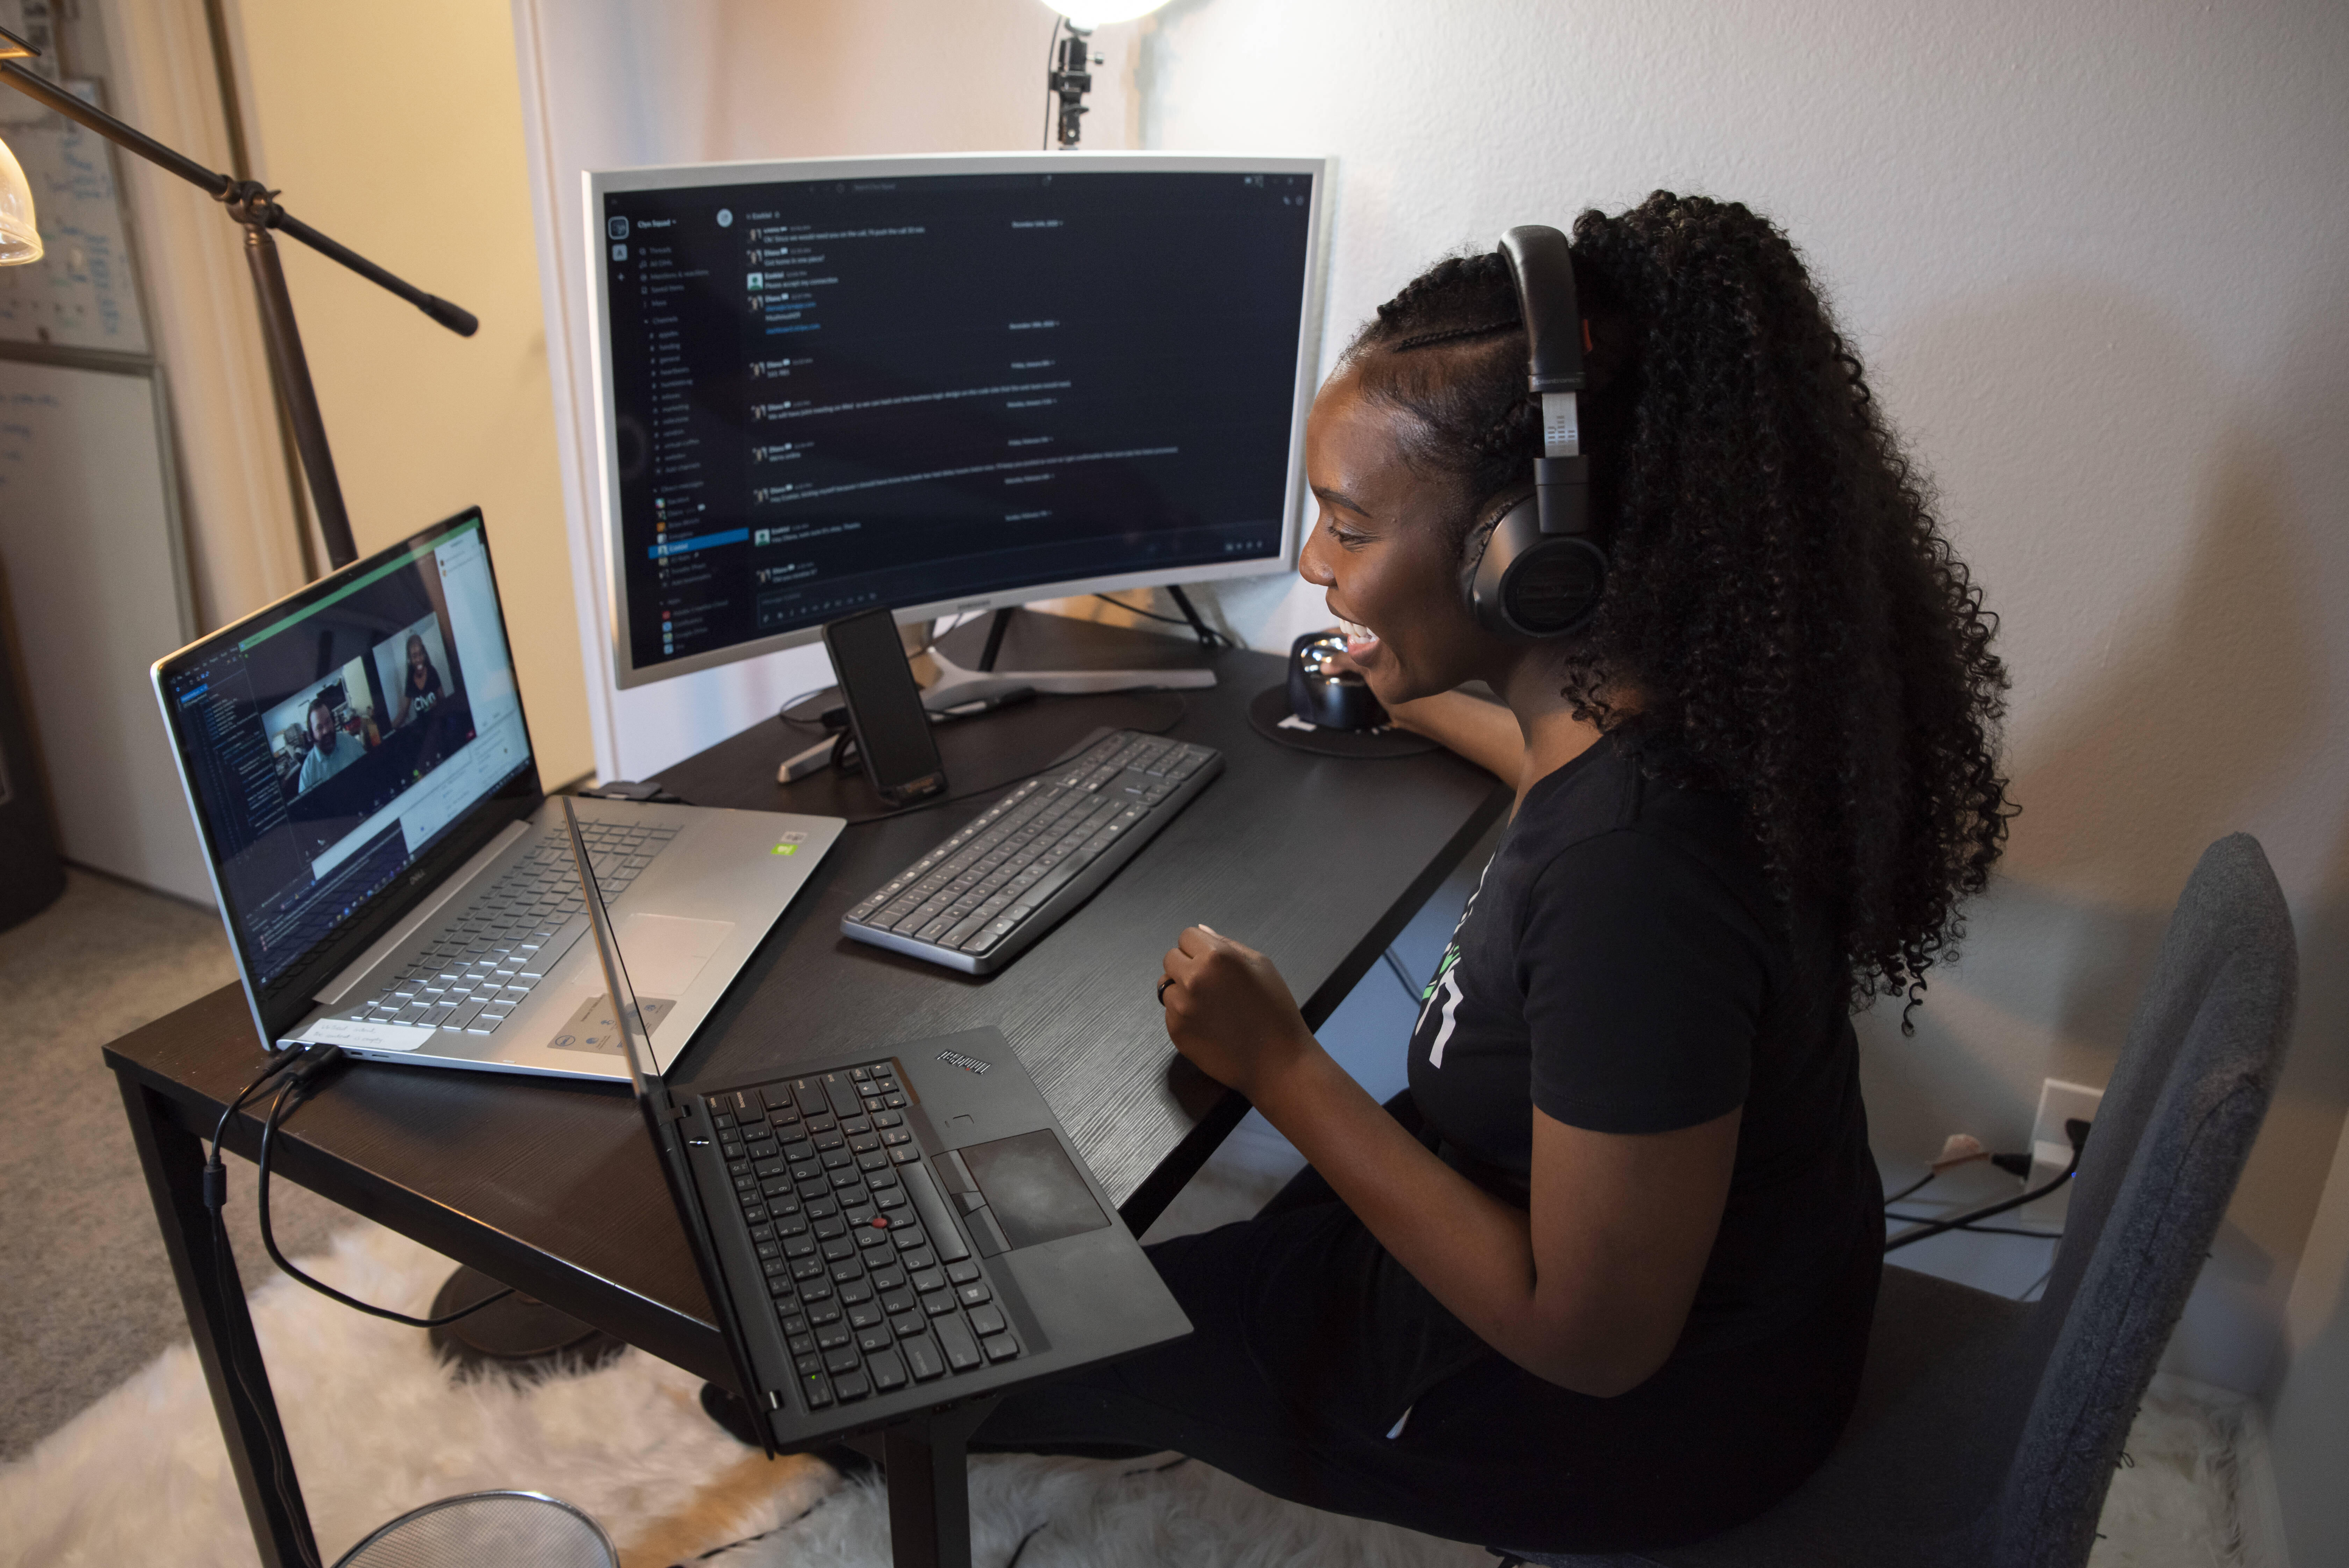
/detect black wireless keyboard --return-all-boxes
[842,729,1222,973]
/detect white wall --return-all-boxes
[1143,1,2349,1548]
[510,0,2349,1539]
[222,0,593,788]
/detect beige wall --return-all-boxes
[223,0,590,786]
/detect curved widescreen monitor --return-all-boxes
[585,152,1328,688]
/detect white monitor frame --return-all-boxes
[583,150,1330,691]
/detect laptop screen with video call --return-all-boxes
[156,510,536,1006]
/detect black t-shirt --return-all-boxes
[1407,732,1880,1355]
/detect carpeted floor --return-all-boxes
[0,869,2256,1567]
[0,871,346,1461]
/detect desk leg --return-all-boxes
[116,1073,321,1568]
[876,1397,1001,1568]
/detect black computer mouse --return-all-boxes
[1287,629,1387,731]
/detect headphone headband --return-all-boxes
[1457,225,1608,639]
[1498,227,1586,394]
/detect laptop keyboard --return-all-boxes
[708,1062,1024,1412]
[343,819,677,1034]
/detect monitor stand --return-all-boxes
[918,603,1216,714]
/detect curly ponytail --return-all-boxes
[1344,192,2014,1023]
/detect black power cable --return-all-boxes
[1093,591,1234,649]
[1381,947,1420,1005]
[1884,1118,2091,1254]
[252,1050,515,1328]
[1883,1169,1940,1205]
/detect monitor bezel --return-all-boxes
[583,150,1331,691]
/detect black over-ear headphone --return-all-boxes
[1459,225,1606,639]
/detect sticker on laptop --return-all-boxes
[300,1018,439,1052]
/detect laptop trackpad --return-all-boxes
[960,1130,1110,1250]
[613,912,733,997]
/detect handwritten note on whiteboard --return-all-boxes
[0,80,151,354]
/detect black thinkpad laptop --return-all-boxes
[560,799,1191,1444]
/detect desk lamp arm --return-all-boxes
[0,57,477,571]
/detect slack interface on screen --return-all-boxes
[600,170,1312,671]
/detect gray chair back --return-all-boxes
[1981,832,2297,1565]
[1501,833,2299,1568]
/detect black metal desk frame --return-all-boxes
[102,616,1506,1568]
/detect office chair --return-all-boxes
[332,1490,617,1568]
[1499,833,2300,1568]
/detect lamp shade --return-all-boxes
[0,135,39,265]
[1048,0,1171,26]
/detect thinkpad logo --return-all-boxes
[937,1049,991,1075]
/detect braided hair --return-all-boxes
[1344,192,2012,1023]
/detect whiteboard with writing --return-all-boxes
[0,79,151,353]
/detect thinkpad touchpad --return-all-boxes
[960,1130,1111,1250]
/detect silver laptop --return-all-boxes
[151,506,841,1081]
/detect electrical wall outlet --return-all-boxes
[2022,1078,2105,1228]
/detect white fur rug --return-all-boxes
[0,1217,2251,1568]
[0,1222,1484,1568]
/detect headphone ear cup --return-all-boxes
[1458,498,1514,634]
[1463,488,1606,638]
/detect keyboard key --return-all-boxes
[921,1289,958,1317]
[848,1302,887,1332]
[982,1334,1020,1363]
[968,1304,1008,1338]
[868,1349,908,1392]
[911,1267,946,1293]
[956,1281,993,1308]
[947,1260,982,1286]
[857,1325,894,1354]
[800,1372,833,1409]
[936,1315,982,1371]
[903,1335,946,1381]
[832,1370,871,1402]
[824,1347,860,1375]
[890,1311,928,1339]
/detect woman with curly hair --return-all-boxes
[976,192,2011,1553]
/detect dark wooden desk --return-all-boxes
[103,613,1506,1568]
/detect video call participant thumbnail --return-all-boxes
[296,692,373,793]
[392,632,445,728]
